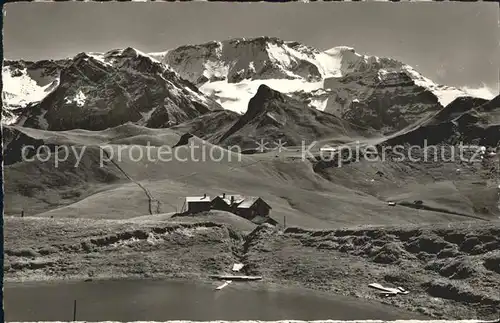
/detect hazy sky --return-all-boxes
[3,2,499,92]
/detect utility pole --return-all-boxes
[73,300,77,321]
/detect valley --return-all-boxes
[2,36,499,320]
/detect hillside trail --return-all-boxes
[100,148,161,215]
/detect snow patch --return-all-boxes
[88,53,113,67]
[139,108,156,125]
[37,110,49,129]
[313,51,343,77]
[148,51,169,62]
[2,66,58,109]
[320,46,366,77]
[265,112,286,126]
[203,60,229,82]
[403,65,469,106]
[64,90,87,107]
[1,110,18,125]
[200,79,324,113]
[102,47,161,66]
[248,61,256,73]
[132,48,161,63]
[377,69,390,81]
[460,85,498,100]
[267,43,294,67]
[184,86,209,104]
[309,98,329,111]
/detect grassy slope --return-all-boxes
[244,221,500,320]
[314,150,500,220]
[4,217,241,282]
[133,210,258,233]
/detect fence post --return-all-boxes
[73,299,77,321]
[283,215,286,229]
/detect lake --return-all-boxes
[4,279,425,321]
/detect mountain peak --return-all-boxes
[254,84,284,101]
[162,37,416,89]
[162,37,325,85]
[2,46,222,130]
[324,46,356,55]
[245,84,286,116]
[227,36,284,46]
[216,86,361,150]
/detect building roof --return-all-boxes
[186,196,211,203]
[212,194,245,206]
[237,196,259,209]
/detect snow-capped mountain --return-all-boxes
[319,69,444,133]
[163,37,324,85]
[158,37,479,120]
[2,36,492,134]
[2,59,65,124]
[2,48,221,130]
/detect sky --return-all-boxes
[3,2,499,94]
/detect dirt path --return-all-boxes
[100,148,161,215]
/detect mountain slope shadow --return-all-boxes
[173,133,194,148]
[384,95,500,147]
[216,84,367,151]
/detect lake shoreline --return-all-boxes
[4,218,500,321]
[4,277,429,321]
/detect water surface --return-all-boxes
[4,279,425,321]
